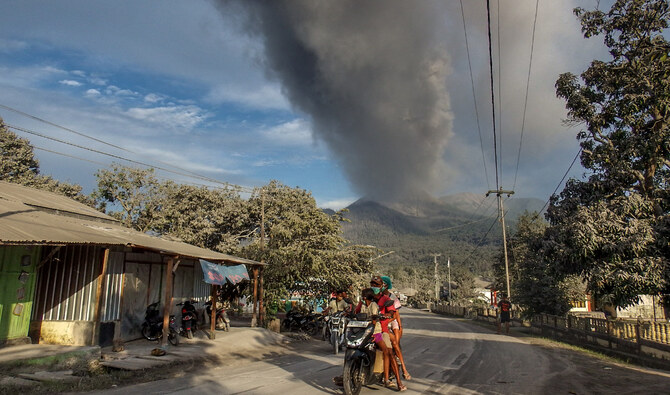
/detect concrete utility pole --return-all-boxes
[432,253,441,300]
[447,257,451,302]
[486,187,514,300]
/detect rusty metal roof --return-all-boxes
[0,181,264,266]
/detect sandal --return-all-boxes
[403,372,412,380]
[398,384,407,392]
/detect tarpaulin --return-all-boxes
[200,259,250,285]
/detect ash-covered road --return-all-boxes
[95,309,670,394]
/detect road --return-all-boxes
[95,309,670,394]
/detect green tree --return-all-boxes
[549,0,670,308]
[92,164,164,231]
[155,183,253,253]
[0,118,92,204]
[243,181,375,310]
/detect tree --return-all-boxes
[243,181,375,311]
[0,117,92,205]
[92,164,164,232]
[549,0,670,308]
[155,183,253,253]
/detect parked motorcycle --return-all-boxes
[282,309,319,336]
[176,300,199,339]
[328,310,348,355]
[204,300,230,331]
[141,302,179,346]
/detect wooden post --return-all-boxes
[259,268,264,327]
[92,248,110,345]
[251,267,259,327]
[210,284,217,339]
[635,324,641,354]
[161,257,175,346]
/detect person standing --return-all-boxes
[497,294,512,334]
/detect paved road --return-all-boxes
[95,309,670,394]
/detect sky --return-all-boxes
[0,0,608,209]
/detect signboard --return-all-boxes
[200,260,250,285]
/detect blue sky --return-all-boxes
[0,0,606,209]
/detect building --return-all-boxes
[0,181,264,346]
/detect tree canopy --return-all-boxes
[549,0,670,308]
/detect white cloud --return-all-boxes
[71,70,86,77]
[205,83,290,110]
[84,89,101,98]
[0,38,27,52]
[89,76,107,86]
[260,119,313,146]
[144,93,164,103]
[125,105,210,131]
[105,85,137,96]
[59,79,82,87]
[318,197,356,210]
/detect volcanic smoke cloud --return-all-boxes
[218,0,453,200]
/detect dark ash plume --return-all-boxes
[217,0,453,200]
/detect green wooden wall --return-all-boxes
[0,246,39,342]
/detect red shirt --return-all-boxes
[377,294,396,333]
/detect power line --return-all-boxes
[486,0,500,191]
[459,0,491,190]
[0,103,243,191]
[496,0,503,187]
[539,148,582,214]
[8,123,253,192]
[513,0,540,192]
[33,145,226,190]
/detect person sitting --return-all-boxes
[323,290,348,315]
[372,277,406,392]
[379,276,411,381]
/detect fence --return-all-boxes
[430,303,670,365]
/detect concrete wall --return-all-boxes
[30,320,95,346]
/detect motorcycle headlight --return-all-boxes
[346,326,373,348]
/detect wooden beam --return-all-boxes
[259,267,264,327]
[162,256,175,346]
[91,248,110,345]
[251,267,259,327]
[210,285,217,339]
[38,246,62,268]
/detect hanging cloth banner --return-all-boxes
[200,259,250,285]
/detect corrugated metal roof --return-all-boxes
[0,181,264,266]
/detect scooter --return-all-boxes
[204,300,230,331]
[141,302,179,346]
[176,300,199,339]
[341,312,388,395]
[328,310,348,355]
[282,309,319,336]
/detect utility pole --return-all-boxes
[432,253,441,300]
[486,187,514,300]
[447,257,451,303]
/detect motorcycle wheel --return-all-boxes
[304,322,318,337]
[168,328,179,346]
[187,328,193,339]
[331,332,339,355]
[342,358,363,395]
[142,324,158,341]
[282,319,292,332]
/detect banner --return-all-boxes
[200,259,250,285]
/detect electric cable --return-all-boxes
[0,103,241,190]
[7,123,252,192]
[539,148,582,214]
[512,0,540,192]
[486,0,500,190]
[459,0,491,190]
[497,0,503,187]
